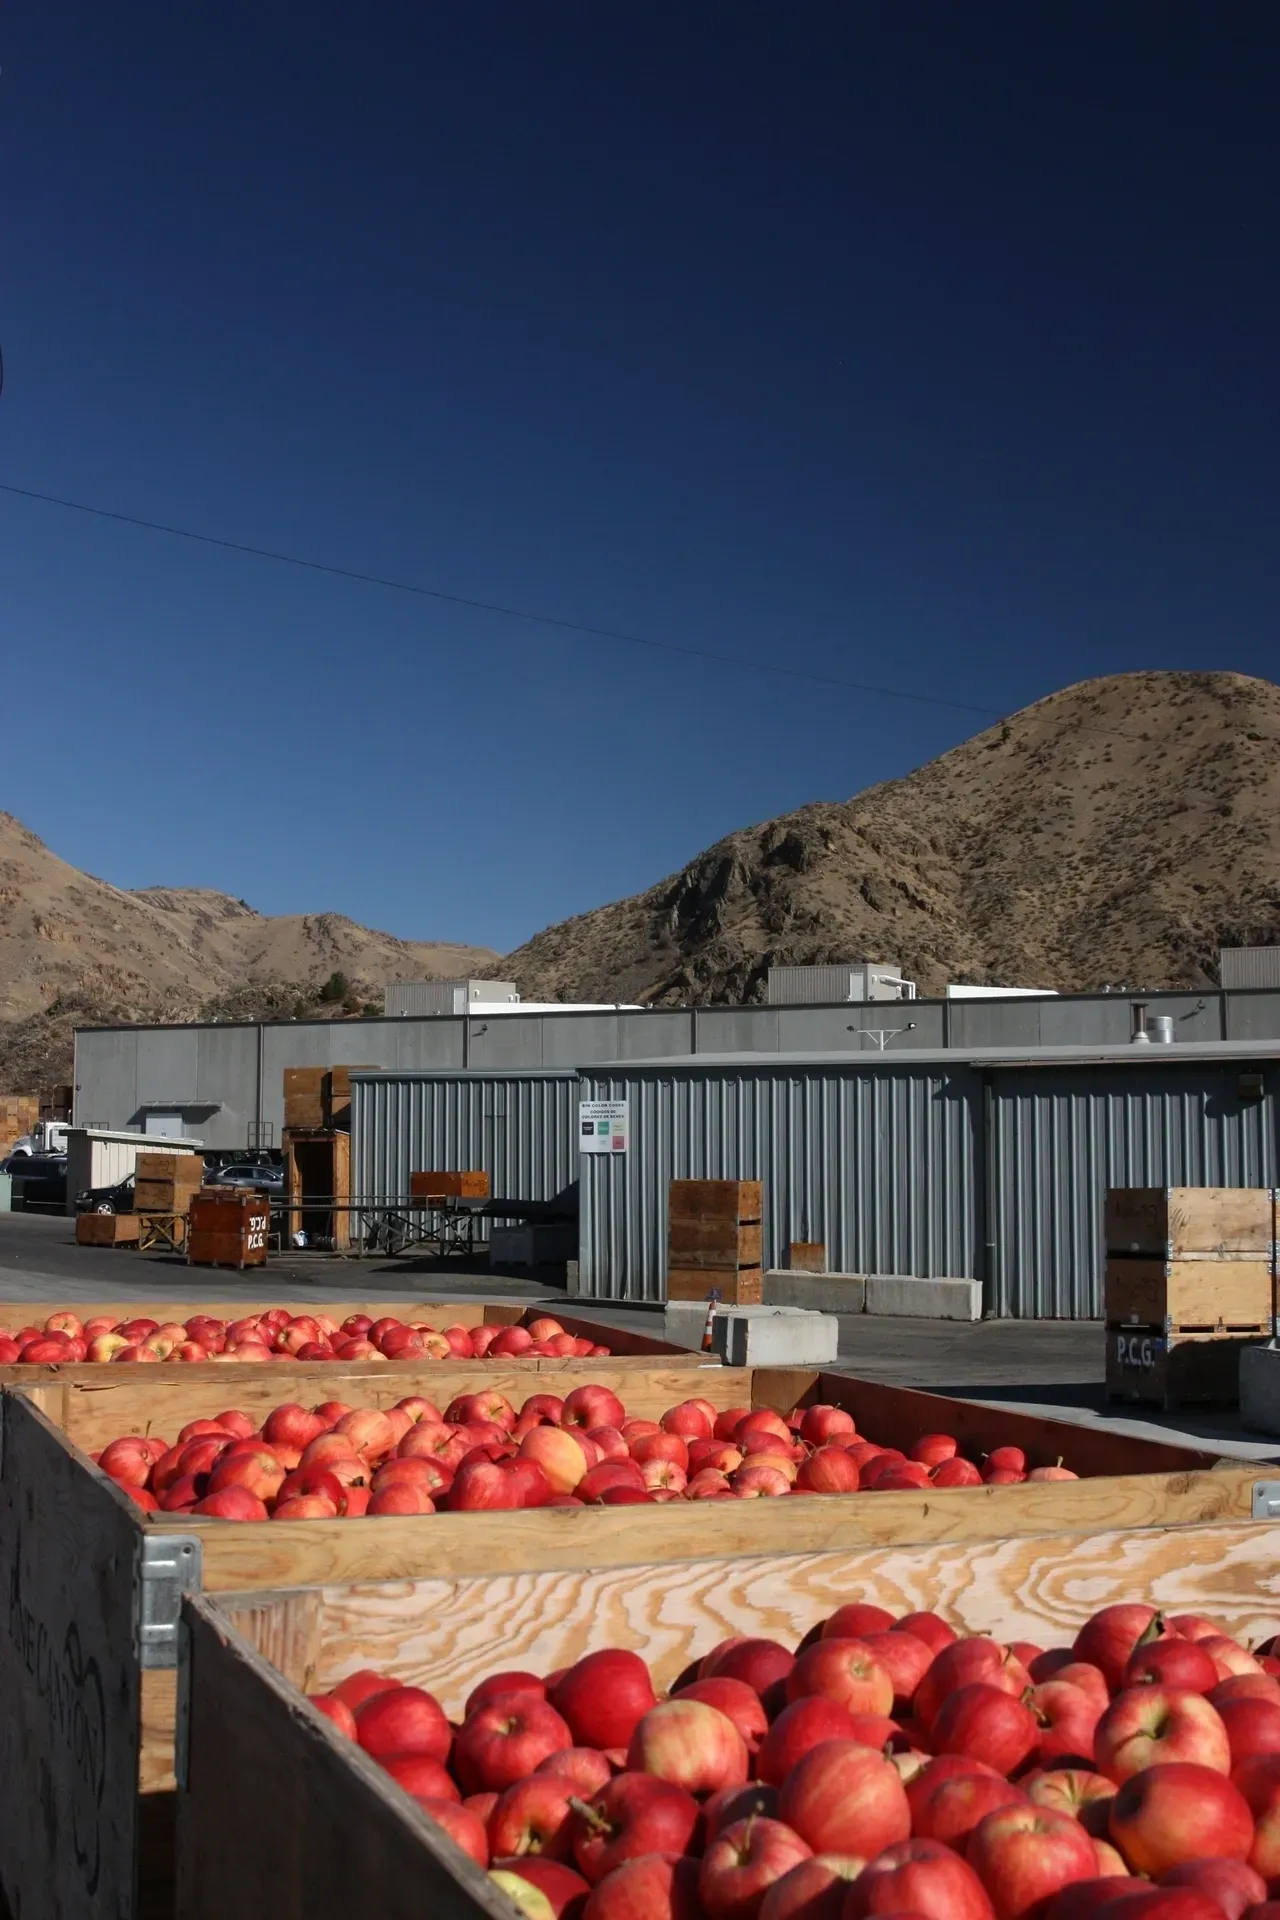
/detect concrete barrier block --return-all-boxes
[719,1310,840,1367]
[864,1275,983,1321]
[1240,1343,1280,1435]
[663,1300,811,1349]
[764,1272,867,1314]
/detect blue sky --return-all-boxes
[2,4,1277,954]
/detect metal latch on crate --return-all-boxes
[1252,1482,1280,1520]
[135,1533,203,1668]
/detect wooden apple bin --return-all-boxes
[0,1355,1268,1920]
[176,1513,1280,1920]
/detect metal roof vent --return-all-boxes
[1130,1001,1151,1044]
[1149,1016,1175,1045]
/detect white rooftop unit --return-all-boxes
[766,963,916,1005]
[946,984,1059,1000]
[384,979,519,1016]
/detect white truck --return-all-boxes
[7,1120,70,1157]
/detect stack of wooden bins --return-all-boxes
[409,1170,491,1200]
[324,1065,373,1129]
[134,1151,205,1250]
[176,1502,1280,1920]
[666,1178,763,1302]
[282,1066,327,1130]
[0,1347,1267,1920]
[186,1188,270,1269]
[1104,1186,1276,1409]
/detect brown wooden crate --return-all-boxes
[1105,1257,1272,1330]
[134,1181,195,1212]
[75,1212,141,1246]
[788,1242,827,1272]
[284,1095,326,1130]
[666,1220,762,1264]
[1105,1187,1275,1258]
[134,1152,203,1186]
[180,1511,1280,1919]
[667,1265,763,1302]
[408,1170,490,1199]
[668,1178,763,1223]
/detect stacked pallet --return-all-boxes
[1104,1185,1275,1409]
[0,1093,39,1156]
[666,1178,763,1303]
[409,1170,490,1200]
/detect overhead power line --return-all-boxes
[0,480,1002,721]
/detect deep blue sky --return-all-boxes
[2,5,1277,954]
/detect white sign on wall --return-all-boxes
[579,1099,629,1154]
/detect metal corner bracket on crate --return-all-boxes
[135,1531,203,1668]
[1252,1481,1280,1520]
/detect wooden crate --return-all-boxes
[187,1191,270,1269]
[787,1241,826,1272]
[76,1211,142,1246]
[324,1065,374,1129]
[1104,1256,1272,1331]
[135,1153,204,1189]
[1105,1185,1275,1259]
[1105,1322,1264,1409]
[283,1067,327,1132]
[0,1358,1265,1920]
[409,1170,491,1200]
[668,1178,762,1223]
[176,1511,1280,1920]
[666,1265,763,1303]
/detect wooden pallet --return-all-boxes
[0,1361,1262,1920]
[177,1513,1280,1920]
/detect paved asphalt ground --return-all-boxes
[2,1210,1276,1462]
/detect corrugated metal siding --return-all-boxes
[577,1065,977,1302]
[1221,949,1280,991]
[989,1064,1280,1317]
[350,1073,578,1243]
[767,965,863,1005]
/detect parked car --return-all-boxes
[74,1173,135,1215]
[8,1154,68,1211]
[207,1164,285,1195]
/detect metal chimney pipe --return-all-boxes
[1130,1001,1151,1044]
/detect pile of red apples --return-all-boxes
[95,1391,1074,1521]
[309,1600,1280,1920]
[0,1308,605,1365]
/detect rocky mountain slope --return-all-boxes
[0,813,496,1086]
[505,671,1280,1003]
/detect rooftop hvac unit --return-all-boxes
[766,963,916,1005]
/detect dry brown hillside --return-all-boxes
[0,815,496,1087]
[506,671,1280,1004]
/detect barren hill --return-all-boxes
[0,814,496,1086]
[506,671,1280,1004]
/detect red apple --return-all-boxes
[331,1668,400,1710]
[787,1639,893,1717]
[932,1684,1039,1775]
[757,1699,862,1785]
[967,1804,1099,1920]
[568,1773,700,1885]
[561,1385,625,1432]
[799,1405,857,1446]
[549,1650,657,1751]
[703,1638,796,1697]
[578,1852,700,1919]
[626,1699,749,1794]
[98,1437,155,1488]
[1159,1860,1268,1920]
[986,1446,1027,1475]
[536,1748,613,1799]
[896,1614,958,1656]
[757,1855,867,1920]
[911,1434,959,1467]
[795,1448,862,1494]
[702,1783,781,1840]
[414,1797,489,1868]
[699,1815,814,1919]
[381,1752,460,1805]
[354,1684,451,1762]
[191,1487,268,1519]
[931,1458,985,1487]
[1211,1675,1280,1707]
[857,1632,936,1714]
[777,1739,911,1857]
[487,1775,576,1862]
[1029,1680,1105,1768]
[1022,1768,1117,1837]
[1216,1695,1280,1765]
[910,1763,1027,1850]
[846,1837,996,1920]
[1074,1607,1171,1693]
[309,1692,357,1738]
[1126,1640,1220,1693]
[915,1640,1029,1729]
[454,1696,574,1793]
[466,1671,547,1717]
[1095,1688,1231,1782]
[1109,1762,1253,1874]
[1226,1752,1280,1878]
[674,1677,769,1751]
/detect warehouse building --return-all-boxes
[348,1040,1280,1318]
[73,976,1280,1149]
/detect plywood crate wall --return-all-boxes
[409,1170,491,1200]
[283,1065,327,1131]
[0,1356,1261,1920]
[667,1178,764,1303]
[176,1511,1280,1920]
